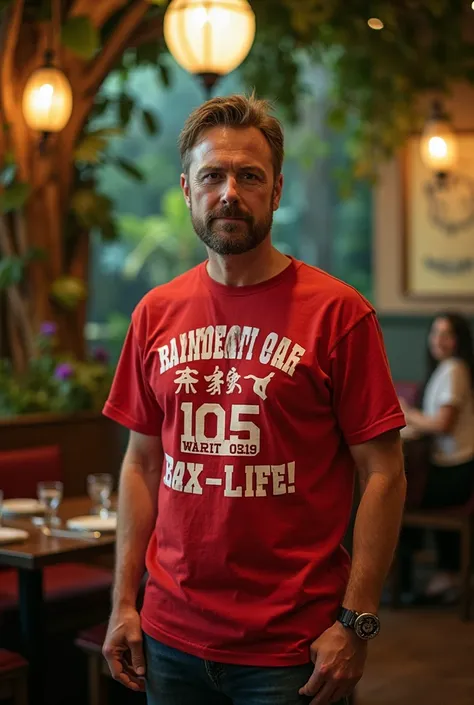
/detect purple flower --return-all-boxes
[40,321,57,336]
[92,346,109,364]
[54,363,74,381]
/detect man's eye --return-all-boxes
[242,173,258,180]
[204,173,221,181]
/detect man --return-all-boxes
[102,93,407,705]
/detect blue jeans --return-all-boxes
[143,633,348,705]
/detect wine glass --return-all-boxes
[37,481,63,526]
[87,473,113,518]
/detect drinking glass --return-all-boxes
[37,481,63,526]
[87,473,113,518]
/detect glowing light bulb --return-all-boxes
[368,18,384,30]
[164,0,255,76]
[22,67,73,132]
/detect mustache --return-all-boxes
[207,205,252,222]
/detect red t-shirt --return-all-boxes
[103,257,405,667]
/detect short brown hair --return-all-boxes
[178,93,284,177]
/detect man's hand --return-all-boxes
[299,622,367,704]
[102,606,146,692]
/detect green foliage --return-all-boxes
[74,128,123,163]
[50,276,87,310]
[0,325,114,417]
[118,185,201,282]
[0,247,46,289]
[0,181,31,212]
[244,0,473,178]
[0,255,23,288]
[61,16,100,60]
[71,188,117,239]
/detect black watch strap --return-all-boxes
[337,607,359,629]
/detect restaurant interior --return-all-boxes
[1,2,474,705]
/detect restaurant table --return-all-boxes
[0,496,116,705]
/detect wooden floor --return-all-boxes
[357,608,474,705]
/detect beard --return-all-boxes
[190,197,274,255]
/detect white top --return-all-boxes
[422,358,474,466]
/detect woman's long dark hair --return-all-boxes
[417,312,474,406]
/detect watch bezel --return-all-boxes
[353,612,380,640]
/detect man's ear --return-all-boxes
[272,173,283,211]
[181,173,191,208]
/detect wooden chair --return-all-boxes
[75,623,110,705]
[0,650,28,705]
[391,489,474,620]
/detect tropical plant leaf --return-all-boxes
[61,16,100,60]
[0,256,23,289]
[158,62,171,87]
[115,158,145,181]
[71,189,116,239]
[74,135,108,163]
[136,43,160,65]
[119,94,134,127]
[50,276,87,310]
[0,182,31,213]
[74,128,122,163]
[142,109,159,135]
[0,163,16,187]
[24,246,47,263]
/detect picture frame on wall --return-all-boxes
[402,132,474,299]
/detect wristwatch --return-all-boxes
[337,607,381,640]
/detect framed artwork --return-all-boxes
[402,133,474,299]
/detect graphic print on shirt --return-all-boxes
[157,324,306,500]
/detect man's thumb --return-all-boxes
[129,637,145,676]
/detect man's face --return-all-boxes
[181,126,283,255]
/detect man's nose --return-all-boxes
[221,177,239,204]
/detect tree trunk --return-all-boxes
[0,0,159,369]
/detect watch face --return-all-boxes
[354,613,380,640]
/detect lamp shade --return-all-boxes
[420,101,457,173]
[163,0,256,76]
[22,66,73,132]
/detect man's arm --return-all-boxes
[103,431,163,691]
[113,430,163,607]
[343,428,407,613]
[300,429,406,705]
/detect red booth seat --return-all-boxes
[0,648,27,674]
[0,563,113,612]
[0,445,62,499]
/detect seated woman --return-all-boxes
[400,311,474,603]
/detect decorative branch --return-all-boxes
[128,14,164,48]
[13,211,28,258]
[0,216,35,364]
[0,0,24,126]
[0,0,31,182]
[82,0,150,96]
[58,0,151,207]
[68,0,132,28]
[0,216,13,256]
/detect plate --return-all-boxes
[66,515,117,532]
[2,498,44,515]
[0,527,29,545]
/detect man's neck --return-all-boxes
[206,241,291,287]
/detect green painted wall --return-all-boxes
[379,315,474,383]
